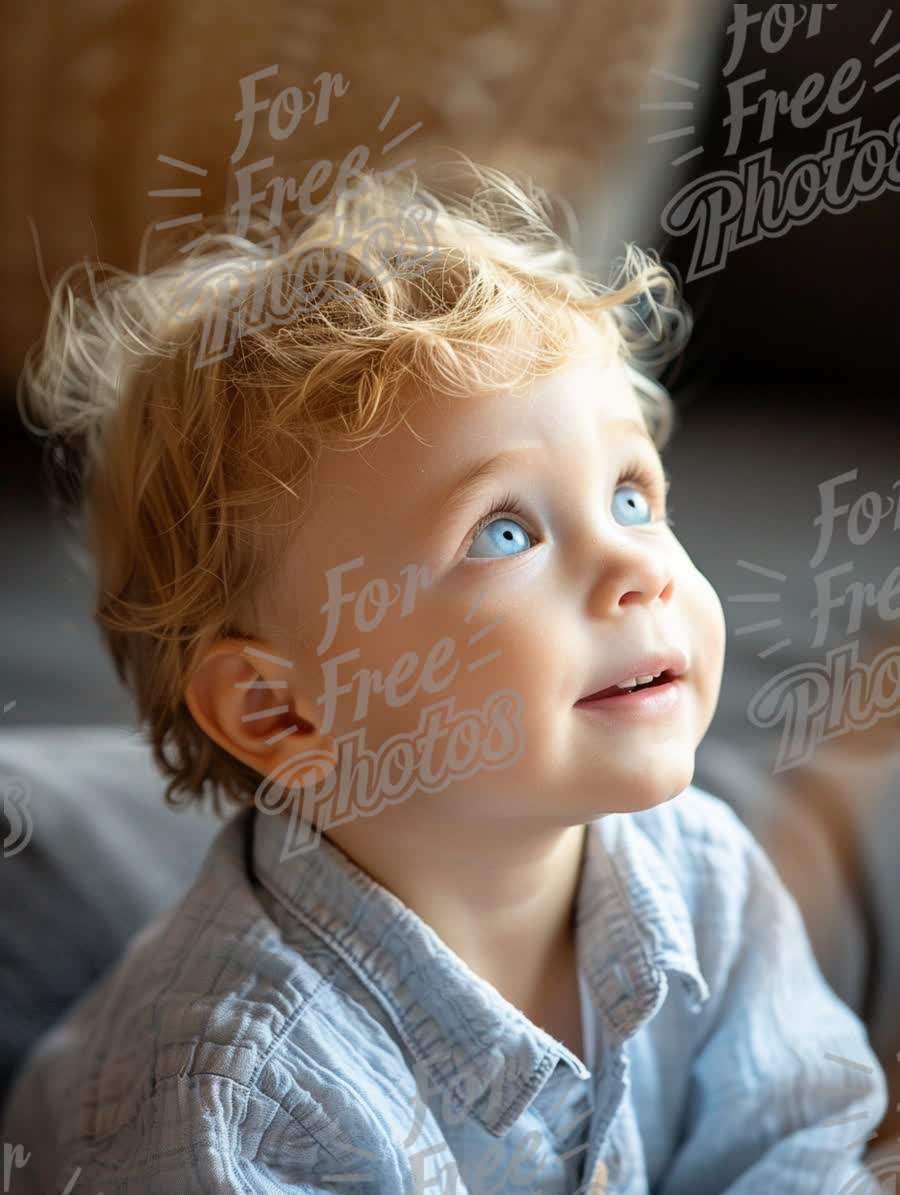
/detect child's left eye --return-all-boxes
[614,460,670,527]
[612,484,652,526]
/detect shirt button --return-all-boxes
[589,1161,608,1193]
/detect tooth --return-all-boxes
[617,677,639,689]
[636,674,655,685]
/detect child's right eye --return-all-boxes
[465,492,537,559]
[467,515,535,559]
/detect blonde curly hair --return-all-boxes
[17,157,690,818]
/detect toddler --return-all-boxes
[1,161,888,1194]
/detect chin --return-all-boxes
[611,789,680,815]
[611,755,696,814]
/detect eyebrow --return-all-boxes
[436,417,654,520]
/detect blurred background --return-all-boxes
[2,0,899,1165]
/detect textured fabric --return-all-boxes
[0,784,888,1194]
[578,966,598,1076]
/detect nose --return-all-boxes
[586,528,675,615]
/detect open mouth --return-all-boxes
[579,670,676,702]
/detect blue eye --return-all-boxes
[612,484,652,526]
[467,516,532,559]
[466,493,533,559]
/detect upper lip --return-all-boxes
[576,648,688,702]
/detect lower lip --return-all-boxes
[574,678,682,719]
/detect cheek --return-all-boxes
[684,570,727,698]
[703,575,727,658]
[690,566,724,626]
[672,544,725,651]
[316,601,523,741]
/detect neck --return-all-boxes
[321,807,589,1011]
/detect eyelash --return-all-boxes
[619,458,670,510]
[467,459,670,548]
[467,491,529,549]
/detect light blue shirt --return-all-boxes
[0,784,888,1194]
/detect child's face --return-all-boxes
[267,325,726,828]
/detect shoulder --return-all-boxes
[1,811,407,1189]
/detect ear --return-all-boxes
[183,637,336,793]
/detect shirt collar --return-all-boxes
[251,797,709,1137]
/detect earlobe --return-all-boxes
[183,637,337,791]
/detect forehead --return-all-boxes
[416,348,644,457]
[313,340,645,505]
[260,330,651,631]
